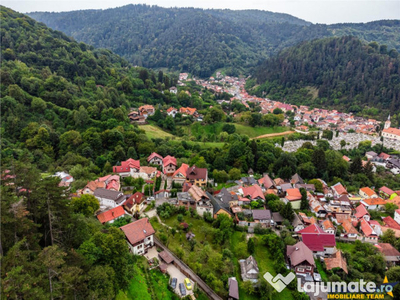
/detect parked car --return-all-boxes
[184,278,192,290]
[170,278,177,289]
[179,283,186,296]
[148,196,155,201]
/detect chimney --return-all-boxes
[295,247,299,251]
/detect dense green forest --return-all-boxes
[250,36,400,117]
[28,4,400,77]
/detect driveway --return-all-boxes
[167,264,194,297]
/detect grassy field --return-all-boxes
[315,260,329,282]
[116,259,178,300]
[140,124,177,139]
[181,122,288,139]
[151,214,294,300]
[336,242,356,253]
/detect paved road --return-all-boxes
[154,237,223,300]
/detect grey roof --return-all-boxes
[177,192,193,202]
[388,158,400,168]
[252,209,271,220]
[217,188,238,204]
[240,256,259,280]
[295,184,315,191]
[94,188,125,204]
[228,278,239,300]
[272,212,284,223]
[280,183,293,192]
[291,173,304,184]
[292,213,304,227]
[208,192,231,216]
[240,177,257,186]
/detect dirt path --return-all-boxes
[251,130,295,140]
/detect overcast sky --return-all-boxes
[3,0,400,24]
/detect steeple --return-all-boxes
[384,114,391,129]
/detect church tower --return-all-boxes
[384,115,391,129]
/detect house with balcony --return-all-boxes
[113,158,140,177]
[120,218,155,255]
[186,165,208,187]
[147,152,163,165]
[287,241,315,277]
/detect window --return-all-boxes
[306,266,312,270]
[297,268,304,272]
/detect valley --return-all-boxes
[1,4,400,300]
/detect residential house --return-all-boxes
[97,206,126,224]
[169,87,178,94]
[365,151,378,160]
[123,192,145,214]
[147,152,163,165]
[128,111,146,124]
[299,224,336,256]
[321,219,335,235]
[379,186,397,199]
[354,204,370,221]
[272,212,284,227]
[309,197,327,218]
[332,182,348,198]
[228,277,239,300]
[359,219,378,242]
[188,186,213,216]
[94,188,126,209]
[138,105,155,119]
[369,220,382,236]
[394,209,400,226]
[258,174,275,190]
[186,165,208,187]
[296,184,316,192]
[287,241,315,276]
[360,197,386,210]
[299,213,316,226]
[209,192,232,219]
[340,220,360,240]
[383,216,400,231]
[386,158,400,175]
[113,158,140,177]
[166,107,178,118]
[173,163,189,185]
[135,166,158,180]
[378,152,391,161]
[120,218,155,255]
[82,180,106,195]
[252,209,272,227]
[179,107,197,117]
[375,243,400,267]
[284,188,302,209]
[154,189,170,199]
[239,177,257,187]
[216,188,239,207]
[163,156,177,175]
[325,251,348,274]
[359,187,378,199]
[177,192,196,211]
[291,173,304,185]
[239,256,259,282]
[239,185,265,202]
[292,213,305,232]
[54,172,74,188]
[96,174,121,191]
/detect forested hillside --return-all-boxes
[251,36,400,117]
[28,5,400,77]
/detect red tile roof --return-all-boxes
[362,198,386,206]
[242,185,265,200]
[147,152,163,162]
[325,251,348,274]
[383,216,400,230]
[186,165,207,181]
[286,188,302,201]
[163,155,177,167]
[301,233,336,252]
[113,158,140,173]
[360,219,376,237]
[120,218,155,245]
[375,243,400,257]
[299,224,325,234]
[97,206,125,223]
[173,163,189,178]
[354,204,369,219]
[380,186,395,196]
[333,183,347,195]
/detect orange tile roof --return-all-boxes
[120,218,155,245]
[362,197,386,206]
[383,127,400,136]
[360,187,376,197]
[286,188,302,201]
[97,206,125,223]
[325,251,348,274]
